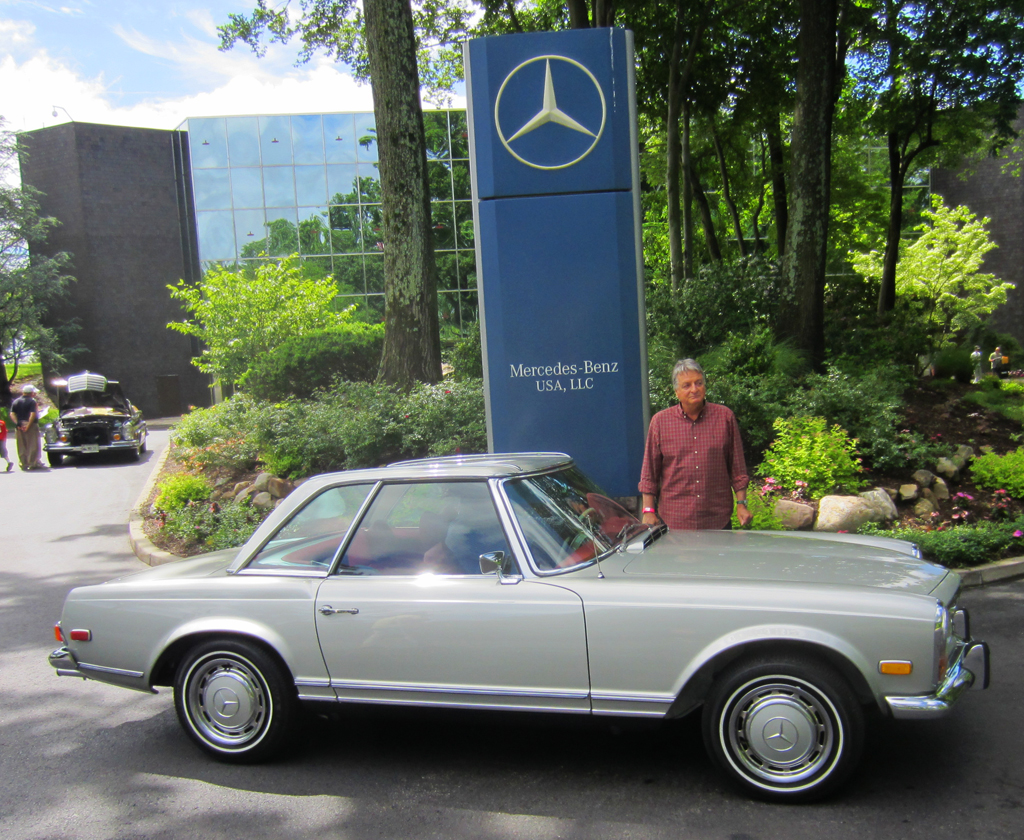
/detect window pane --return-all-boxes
[291,115,325,165]
[324,114,358,163]
[248,484,373,571]
[333,256,365,295]
[431,202,456,251]
[227,116,261,166]
[452,160,471,200]
[353,113,379,162]
[263,166,296,207]
[436,252,459,291]
[196,211,236,260]
[427,160,452,202]
[260,115,293,165]
[423,110,450,160]
[458,252,477,290]
[235,209,266,258]
[454,201,474,248]
[364,253,384,293]
[449,111,469,159]
[339,482,508,575]
[358,164,381,202]
[231,167,264,209]
[298,209,331,256]
[188,118,228,168]
[361,204,384,250]
[295,165,327,206]
[192,168,231,210]
[329,205,363,254]
[327,164,360,203]
[265,209,299,256]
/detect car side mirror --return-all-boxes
[479,551,522,584]
[479,551,504,575]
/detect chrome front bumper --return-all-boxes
[886,640,990,719]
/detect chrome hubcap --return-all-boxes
[724,678,839,786]
[186,655,269,750]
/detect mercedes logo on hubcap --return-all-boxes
[494,54,607,170]
[763,718,798,752]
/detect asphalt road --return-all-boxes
[1,432,1022,839]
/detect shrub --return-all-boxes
[700,327,805,380]
[400,380,487,458]
[970,447,1024,497]
[445,326,484,381]
[706,373,791,456]
[154,473,211,512]
[163,498,268,552]
[757,416,865,498]
[731,486,785,530]
[860,519,1024,568]
[932,346,973,383]
[171,396,261,471]
[242,322,384,401]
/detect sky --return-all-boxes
[1,0,463,138]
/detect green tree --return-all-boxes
[851,0,1024,318]
[851,197,1013,361]
[0,118,74,407]
[167,255,346,386]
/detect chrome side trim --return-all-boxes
[886,641,990,719]
[591,692,675,705]
[329,680,589,700]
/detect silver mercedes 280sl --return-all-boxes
[49,453,989,801]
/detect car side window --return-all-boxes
[247,484,373,571]
[337,480,512,576]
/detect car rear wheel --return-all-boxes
[174,639,298,763]
[702,655,864,802]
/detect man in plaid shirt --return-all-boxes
[639,359,752,530]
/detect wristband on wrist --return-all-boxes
[642,507,656,514]
[735,500,748,507]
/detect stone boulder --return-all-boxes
[252,491,274,510]
[859,488,898,522]
[932,477,950,501]
[935,457,959,481]
[814,496,876,532]
[267,477,294,499]
[912,469,936,488]
[253,472,273,492]
[774,500,816,530]
[899,484,919,502]
[914,497,938,516]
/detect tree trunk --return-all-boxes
[682,99,695,277]
[364,0,442,388]
[780,0,839,370]
[666,17,684,292]
[713,129,747,257]
[766,114,788,255]
[876,131,905,316]
[689,162,722,262]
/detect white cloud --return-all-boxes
[0,17,35,48]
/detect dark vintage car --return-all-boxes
[43,371,147,466]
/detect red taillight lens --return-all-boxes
[54,623,64,643]
[69,629,92,642]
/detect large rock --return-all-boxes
[774,499,816,530]
[935,457,959,481]
[912,469,936,488]
[234,484,258,504]
[814,496,876,533]
[267,477,294,499]
[914,497,938,516]
[899,484,919,501]
[253,472,273,492]
[859,488,898,521]
[252,491,274,509]
[932,477,950,501]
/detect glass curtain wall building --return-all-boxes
[177,110,476,329]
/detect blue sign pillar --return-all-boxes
[465,28,648,497]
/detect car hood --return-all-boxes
[621,530,949,594]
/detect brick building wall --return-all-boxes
[930,112,1024,351]
[17,122,210,417]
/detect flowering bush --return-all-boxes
[153,473,212,512]
[970,447,1024,497]
[162,498,268,552]
[860,518,1024,568]
[757,416,865,498]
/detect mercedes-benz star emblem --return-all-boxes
[494,54,606,170]
[763,719,797,751]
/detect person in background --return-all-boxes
[639,359,753,530]
[10,384,42,471]
[971,345,984,383]
[0,414,13,472]
[989,346,1008,379]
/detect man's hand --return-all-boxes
[736,504,754,528]
[641,511,660,527]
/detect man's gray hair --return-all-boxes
[672,358,704,389]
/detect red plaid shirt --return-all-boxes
[639,401,749,530]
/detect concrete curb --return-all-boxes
[959,555,1024,588]
[128,435,180,567]
[126,437,1024,584]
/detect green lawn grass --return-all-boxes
[964,379,1024,425]
[5,362,42,380]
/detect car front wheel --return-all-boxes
[702,655,864,802]
[174,639,298,763]
[47,452,64,467]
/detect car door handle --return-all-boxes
[319,606,359,616]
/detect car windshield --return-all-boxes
[504,466,639,571]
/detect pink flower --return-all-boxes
[1014,530,1024,538]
